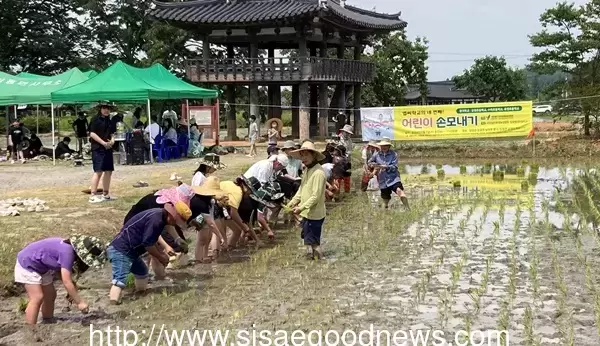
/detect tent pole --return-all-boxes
[147,99,153,164]
[51,104,56,166]
[186,99,190,138]
[13,105,17,121]
[36,105,39,134]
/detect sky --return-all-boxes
[347,0,588,81]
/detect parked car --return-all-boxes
[533,105,553,114]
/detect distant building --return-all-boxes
[404,81,482,105]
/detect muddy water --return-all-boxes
[340,163,600,346]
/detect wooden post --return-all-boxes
[292,85,299,138]
[202,34,211,106]
[226,45,237,140]
[354,43,362,136]
[268,47,276,119]
[249,35,260,137]
[319,39,328,137]
[337,42,346,126]
[298,34,310,141]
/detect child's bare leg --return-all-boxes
[40,283,57,321]
[227,222,242,249]
[24,284,44,325]
[396,188,410,210]
[312,245,324,259]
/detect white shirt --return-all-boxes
[165,128,178,142]
[249,122,258,138]
[191,172,206,187]
[322,163,334,180]
[244,159,274,184]
[145,123,161,143]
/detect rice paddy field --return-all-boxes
[1,156,600,345]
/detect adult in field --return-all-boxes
[361,140,380,192]
[368,138,410,210]
[88,102,116,203]
[287,140,327,260]
[243,153,289,185]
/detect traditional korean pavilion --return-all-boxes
[151,0,405,140]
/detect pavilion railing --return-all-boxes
[184,57,375,83]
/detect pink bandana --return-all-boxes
[155,184,195,206]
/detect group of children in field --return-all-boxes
[14,122,409,328]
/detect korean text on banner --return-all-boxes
[360,107,395,141]
[393,101,533,140]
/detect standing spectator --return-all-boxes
[162,106,178,126]
[247,115,258,157]
[72,112,89,155]
[8,120,25,164]
[130,107,144,130]
[89,102,116,203]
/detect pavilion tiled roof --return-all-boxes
[404,81,482,100]
[150,0,406,30]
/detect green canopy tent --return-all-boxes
[0,69,90,158]
[51,60,219,164]
[16,72,45,79]
[82,70,98,79]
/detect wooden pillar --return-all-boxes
[354,43,362,136]
[337,43,346,127]
[309,46,318,137]
[292,85,299,138]
[202,34,211,106]
[319,40,328,137]
[298,35,310,141]
[249,33,260,137]
[267,47,281,119]
[226,45,237,140]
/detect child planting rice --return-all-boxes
[368,138,410,210]
[15,235,107,325]
[107,202,192,304]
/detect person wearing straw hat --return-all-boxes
[368,138,410,210]
[338,124,354,158]
[15,235,107,325]
[191,153,225,187]
[108,202,192,304]
[190,176,231,263]
[286,140,327,260]
[361,140,380,192]
[266,117,283,151]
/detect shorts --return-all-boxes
[107,245,149,288]
[92,149,114,172]
[300,218,325,246]
[11,143,22,154]
[14,261,55,286]
[380,182,404,200]
[249,135,257,145]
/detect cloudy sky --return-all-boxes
[347,0,588,81]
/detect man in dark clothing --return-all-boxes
[55,137,75,158]
[25,133,43,158]
[9,121,25,164]
[72,112,89,155]
[89,102,116,203]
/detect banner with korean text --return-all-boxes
[393,101,533,141]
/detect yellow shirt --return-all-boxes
[220,181,243,209]
[288,163,327,220]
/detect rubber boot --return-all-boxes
[135,278,149,292]
[109,285,122,305]
[401,196,410,210]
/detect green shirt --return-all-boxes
[288,163,327,220]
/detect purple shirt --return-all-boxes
[110,208,167,259]
[17,238,75,274]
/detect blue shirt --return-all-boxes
[368,150,401,188]
[110,208,167,258]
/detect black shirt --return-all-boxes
[55,142,74,157]
[238,195,259,223]
[89,114,113,151]
[29,137,42,151]
[320,151,333,165]
[9,125,24,144]
[190,195,212,218]
[124,193,162,224]
[72,118,89,137]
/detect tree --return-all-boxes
[362,34,429,107]
[0,0,88,74]
[452,56,528,102]
[529,1,600,135]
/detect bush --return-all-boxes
[530,164,540,174]
[20,115,52,134]
[516,167,525,177]
[437,169,445,179]
[493,171,505,182]
[459,165,467,175]
[453,181,461,188]
[421,165,429,174]
[521,180,529,191]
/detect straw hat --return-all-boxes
[377,137,393,146]
[164,201,193,229]
[266,118,283,132]
[339,124,354,135]
[367,140,380,148]
[192,176,224,197]
[198,153,226,170]
[69,234,108,269]
[281,140,296,150]
[289,141,325,161]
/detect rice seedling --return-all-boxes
[421,165,429,174]
[516,167,525,177]
[523,305,541,346]
[528,172,538,184]
[16,297,27,313]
